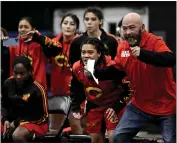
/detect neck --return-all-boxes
[87,29,102,38]
[63,34,75,42]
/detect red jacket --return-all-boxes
[114,30,176,115]
[8,38,47,90]
[72,56,124,106]
[50,33,73,96]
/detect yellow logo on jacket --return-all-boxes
[22,93,30,102]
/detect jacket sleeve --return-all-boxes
[138,49,176,67]
[32,32,62,58]
[94,65,126,81]
[69,38,81,66]
[1,80,11,124]
[70,72,86,112]
[108,36,118,59]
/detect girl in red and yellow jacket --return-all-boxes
[25,13,83,135]
[71,37,129,143]
[2,17,48,90]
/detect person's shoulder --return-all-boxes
[105,56,115,66]
[107,33,117,41]
[33,80,46,93]
[72,34,83,43]
[72,60,82,72]
[3,76,14,87]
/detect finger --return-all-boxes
[108,112,115,120]
[106,109,113,119]
[106,108,111,114]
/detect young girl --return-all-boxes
[71,37,128,143]
[1,17,48,90]
[1,56,48,142]
[24,13,83,135]
[69,7,118,66]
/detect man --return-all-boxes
[94,13,176,143]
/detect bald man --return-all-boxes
[93,12,176,143]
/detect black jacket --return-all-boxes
[69,29,118,66]
[1,76,49,127]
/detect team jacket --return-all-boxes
[69,29,118,66]
[32,32,74,96]
[71,56,129,113]
[95,30,176,115]
[1,76,48,127]
[2,38,48,90]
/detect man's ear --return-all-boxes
[141,24,145,31]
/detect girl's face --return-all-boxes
[18,19,33,40]
[61,16,77,37]
[81,44,101,66]
[13,63,30,85]
[84,12,102,33]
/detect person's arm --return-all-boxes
[69,38,81,66]
[13,82,48,126]
[138,39,176,67]
[94,65,126,81]
[32,32,63,58]
[138,49,175,67]
[70,72,86,112]
[1,80,11,124]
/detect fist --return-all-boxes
[130,46,140,57]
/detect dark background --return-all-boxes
[1,1,176,53]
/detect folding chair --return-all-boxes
[35,95,72,142]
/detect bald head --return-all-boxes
[123,12,143,27]
[121,13,145,46]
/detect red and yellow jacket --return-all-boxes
[7,38,48,90]
[71,56,128,113]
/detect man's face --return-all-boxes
[122,22,143,47]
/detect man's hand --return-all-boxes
[130,46,141,57]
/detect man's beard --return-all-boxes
[125,29,142,47]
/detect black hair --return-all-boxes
[80,37,106,65]
[12,56,33,72]
[60,13,80,30]
[118,17,124,28]
[19,17,36,29]
[83,7,104,28]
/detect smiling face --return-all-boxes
[81,44,101,66]
[61,16,77,37]
[18,19,33,40]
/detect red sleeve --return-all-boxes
[154,39,172,53]
[114,42,125,71]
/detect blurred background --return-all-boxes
[1,1,176,53]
